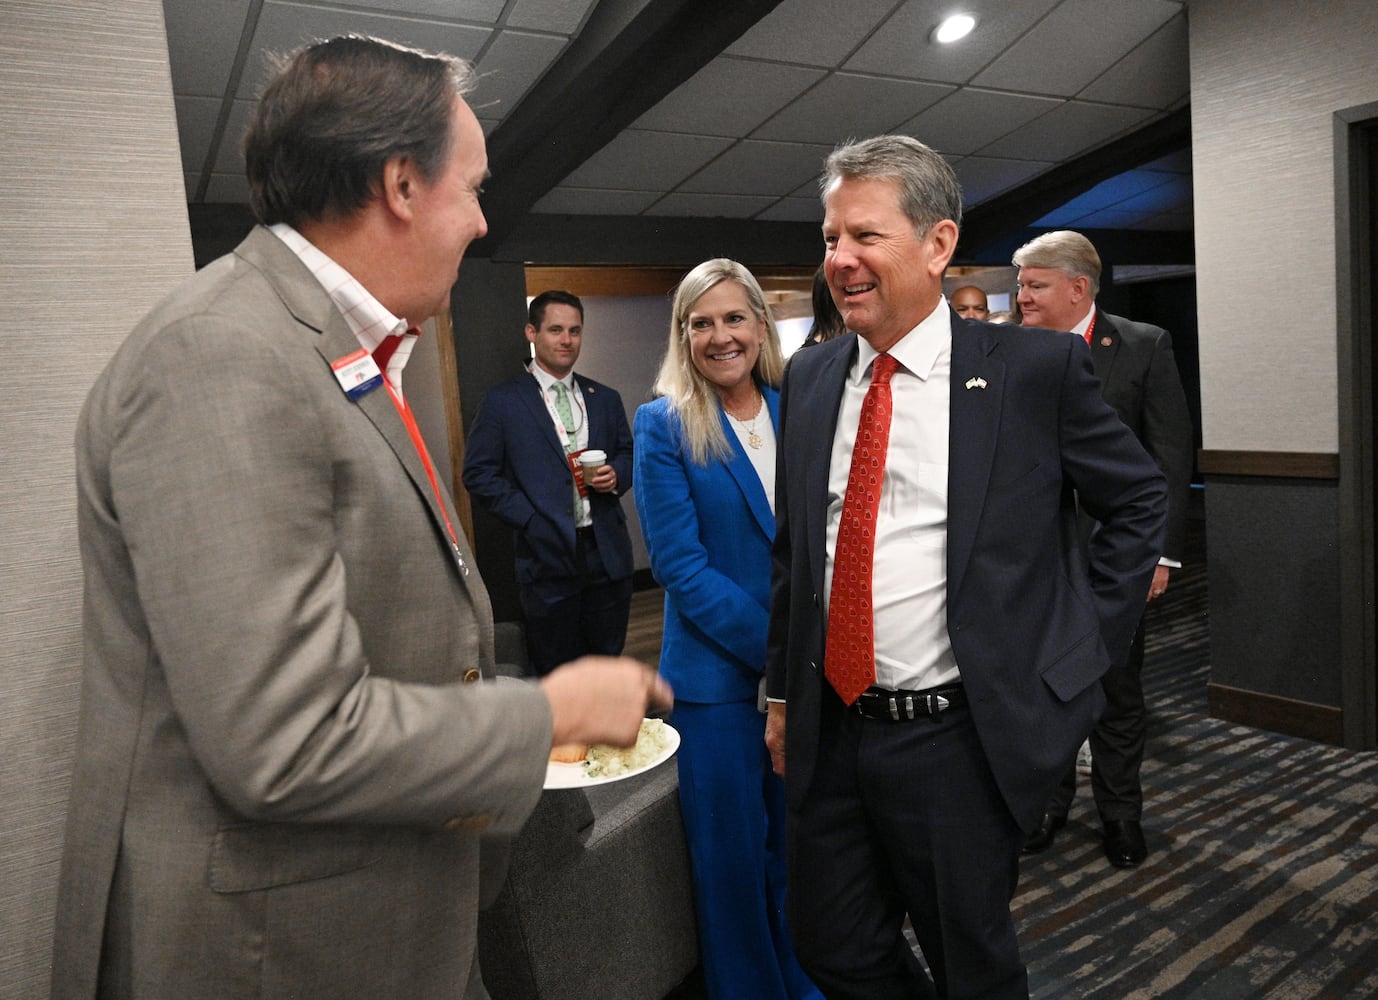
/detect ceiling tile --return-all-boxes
[978,101,1154,161]
[951,156,1053,205]
[238,2,492,98]
[172,95,221,176]
[162,0,253,97]
[678,140,835,197]
[531,187,662,215]
[470,30,568,121]
[1048,168,1176,216]
[506,0,596,34]
[1068,207,1155,229]
[561,130,734,191]
[361,0,505,22]
[898,87,1063,155]
[645,192,779,219]
[633,57,825,139]
[753,73,954,145]
[1079,12,1187,108]
[725,0,903,68]
[756,197,825,224]
[845,0,1062,85]
[971,0,1180,97]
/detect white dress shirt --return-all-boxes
[268,223,417,397]
[825,298,961,692]
[529,364,592,528]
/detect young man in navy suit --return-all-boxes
[764,135,1167,999]
[463,291,635,674]
[1014,230,1194,868]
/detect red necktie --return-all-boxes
[825,352,899,705]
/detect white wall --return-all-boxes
[575,294,676,571]
[0,1,194,995]
[1191,0,1378,451]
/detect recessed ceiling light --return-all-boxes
[932,14,977,44]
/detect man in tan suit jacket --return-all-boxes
[51,36,669,1000]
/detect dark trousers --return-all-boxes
[519,529,632,675]
[787,691,1028,1000]
[1048,619,1147,822]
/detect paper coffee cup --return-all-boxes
[579,449,606,474]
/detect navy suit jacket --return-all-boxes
[633,388,780,704]
[1089,310,1194,562]
[765,316,1167,833]
[463,369,634,604]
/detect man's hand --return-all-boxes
[765,701,786,777]
[1146,564,1170,602]
[588,464,618,493]
[540,656,672,748]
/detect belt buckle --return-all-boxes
[925,693,950,715]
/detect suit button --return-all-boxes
[462,668,481,684]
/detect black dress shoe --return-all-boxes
[1021,812,1067,855]
[1102,819,1148,868]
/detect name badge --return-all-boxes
[332,349,383,400]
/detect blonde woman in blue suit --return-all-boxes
[635,259,821,1000]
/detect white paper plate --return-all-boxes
[543,721,680,789]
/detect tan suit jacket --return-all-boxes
[52,227,553,999]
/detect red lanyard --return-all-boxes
[382,380,459,548]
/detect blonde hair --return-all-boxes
[653,259,785,465]
[1012,230,1102,297]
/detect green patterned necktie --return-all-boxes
[552,381,585,520]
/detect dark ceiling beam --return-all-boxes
[478,0,786,254]
[494,213,821,267]
[957,104,1192,263]
[970,226,1195,270]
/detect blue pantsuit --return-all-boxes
[634,390,819,1000]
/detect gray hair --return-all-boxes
[244,35,476,227]
[1012,230,1102,297]
[820,135,963,234]
[653,259,785,466]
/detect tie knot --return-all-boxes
[871,353,899,385]
[373,333,403,372]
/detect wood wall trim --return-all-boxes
[1197,449,1340,479]
[525,265,816,299]
[433,307,475,547]
[1207,682,1344,746]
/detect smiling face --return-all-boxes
[526,302,583,379]
[1016,266,1090,332]
[405,97,489,322]
[822,175,955,352]
[685,279,765,397]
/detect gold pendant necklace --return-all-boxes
[728,392,764,449]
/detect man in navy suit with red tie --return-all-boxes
[764,136,1167,999]
[463,291,635,674]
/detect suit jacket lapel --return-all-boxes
[805,340,855,601]
[947,318,1004,602]
[717,387,776,542]
[242,227,480,593]
[523,373,570,462]
[1089,308,1120,383]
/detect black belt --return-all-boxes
[850,684,966,721]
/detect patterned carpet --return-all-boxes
[654,494,1378,999]
[1015,501,1378,999]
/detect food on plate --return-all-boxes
[584,718,672,779]
[549,742,589,764]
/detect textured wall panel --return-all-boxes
[0,1,194,995]
[1190,0,1378,451]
